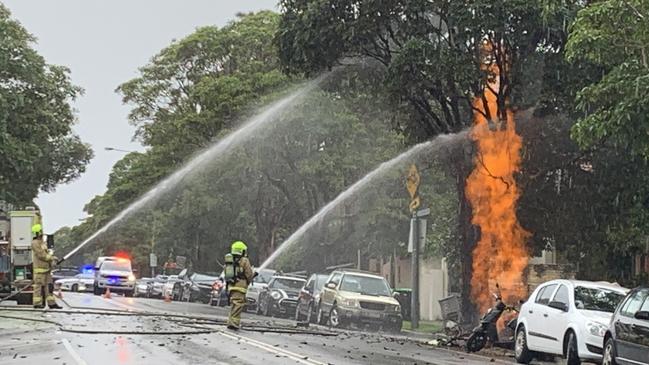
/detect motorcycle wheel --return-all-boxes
[466,331,487,353]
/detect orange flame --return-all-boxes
[465,41,530,314]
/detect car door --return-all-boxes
[320,272,342,311]
[299,276,314,313]
[542,284,571,355]
[526,283,559,352]
[626,289,649,365]
[615,289,648,364]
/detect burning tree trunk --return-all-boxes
[465,40,530,314]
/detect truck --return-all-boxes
[0,206,46,305]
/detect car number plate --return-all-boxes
[366,311,382,319]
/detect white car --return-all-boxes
[56,273,95,292]
[161,275,180,299]
[245,269,276,312]
[515,280,628,364]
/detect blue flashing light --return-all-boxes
[81,265,94,274]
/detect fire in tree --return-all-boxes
[465,40,530,313]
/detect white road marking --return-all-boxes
[60,338,88,365]
[218,330,327,365]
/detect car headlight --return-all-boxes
[586,321,607,337]
[394,304,401,312]
[339,298,358,308]
[127,274,136,282]
[270,291,282,300]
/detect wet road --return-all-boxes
[0,292,515,365]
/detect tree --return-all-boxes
[0,5,93,204]
[567,1,649,158]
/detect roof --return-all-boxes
[272,275,306,282]
[541,279,629,293]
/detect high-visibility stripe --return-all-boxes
[228,286,247,294]
[34,268,51,274]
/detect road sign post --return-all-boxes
[406,164,428,330]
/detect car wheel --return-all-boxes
[602,337,617,365]
[93,285,101,296]
[328,305,344,329]
[514,326,533,364]
[125,291,133,298]
[565,331,581,365]
[71,284,78,292]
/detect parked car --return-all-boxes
[55,273,94,292]
[602,286,649,365]
[258,275,306,317]
[316,270,402,332]
[150,275,168,298]
[134,277,154,298]
[161,275,180,299]
[93,257,136,297]
[245,269,276,312]
[52,267,79,283]
[295,273,329,323]
[175,271,219,303]
[515,280,628,364]
[210,276,229,307]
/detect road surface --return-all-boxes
[0,292,519,365]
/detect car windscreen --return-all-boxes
[270,278,305,290]
[574,286,626,313]
[255,270,275,284]
[314,275,329,291]
[101,261,131,272]
[75,274,94,279]
[340,275,391,297]
[192,273,218,282]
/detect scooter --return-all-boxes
[465,284,519,353]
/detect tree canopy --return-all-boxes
[0,4,92,204]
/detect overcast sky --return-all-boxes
[3,0,278,232]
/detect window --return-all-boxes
[339,274,392,296]
[535,284,557,305]
[620,290,649,317]
[639,291,649,313]
[305,278,314,291]
[329,273,342,286]
[574,286,626,313]
[553,285,570,305]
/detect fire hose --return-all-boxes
[0,280,33,303]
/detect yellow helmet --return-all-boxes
[231,241,248,255]
[31,224,43,236]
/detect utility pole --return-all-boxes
[406,164,421,329]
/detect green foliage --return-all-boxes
[567,0,649,157]
[0,4,93,204]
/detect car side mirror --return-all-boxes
[548,301,569,312]
[635,311,649,320]
[326,282,336,289]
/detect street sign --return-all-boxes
[406,164,420,199]
[418,219,427,249]
[176,256,187,269]
[407,218,416,253]
[416,208,431,217]
[149,253,157,268]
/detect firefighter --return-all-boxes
[226,240,254,330]
[31,224,61,309]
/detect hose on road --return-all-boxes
[0,280,33,303]
[0,307,338,337]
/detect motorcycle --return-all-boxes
[465,283,519,353]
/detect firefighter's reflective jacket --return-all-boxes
[228,256,253,294]
[31,238,54,274]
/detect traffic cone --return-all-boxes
[164,293,171,303]
[103,288,112,299]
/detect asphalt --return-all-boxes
[0,292,530,365]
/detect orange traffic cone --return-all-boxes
[103,288,112,299]
[164,293,171,303]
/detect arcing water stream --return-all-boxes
[259,130,468,270]
[63,77,327,261]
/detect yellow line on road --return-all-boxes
[218,330,328,365]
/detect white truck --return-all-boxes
[0,207,45,305]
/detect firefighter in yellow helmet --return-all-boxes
[31,224,61,309]
[226,240,254,330]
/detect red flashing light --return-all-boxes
[114,251,130,260]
